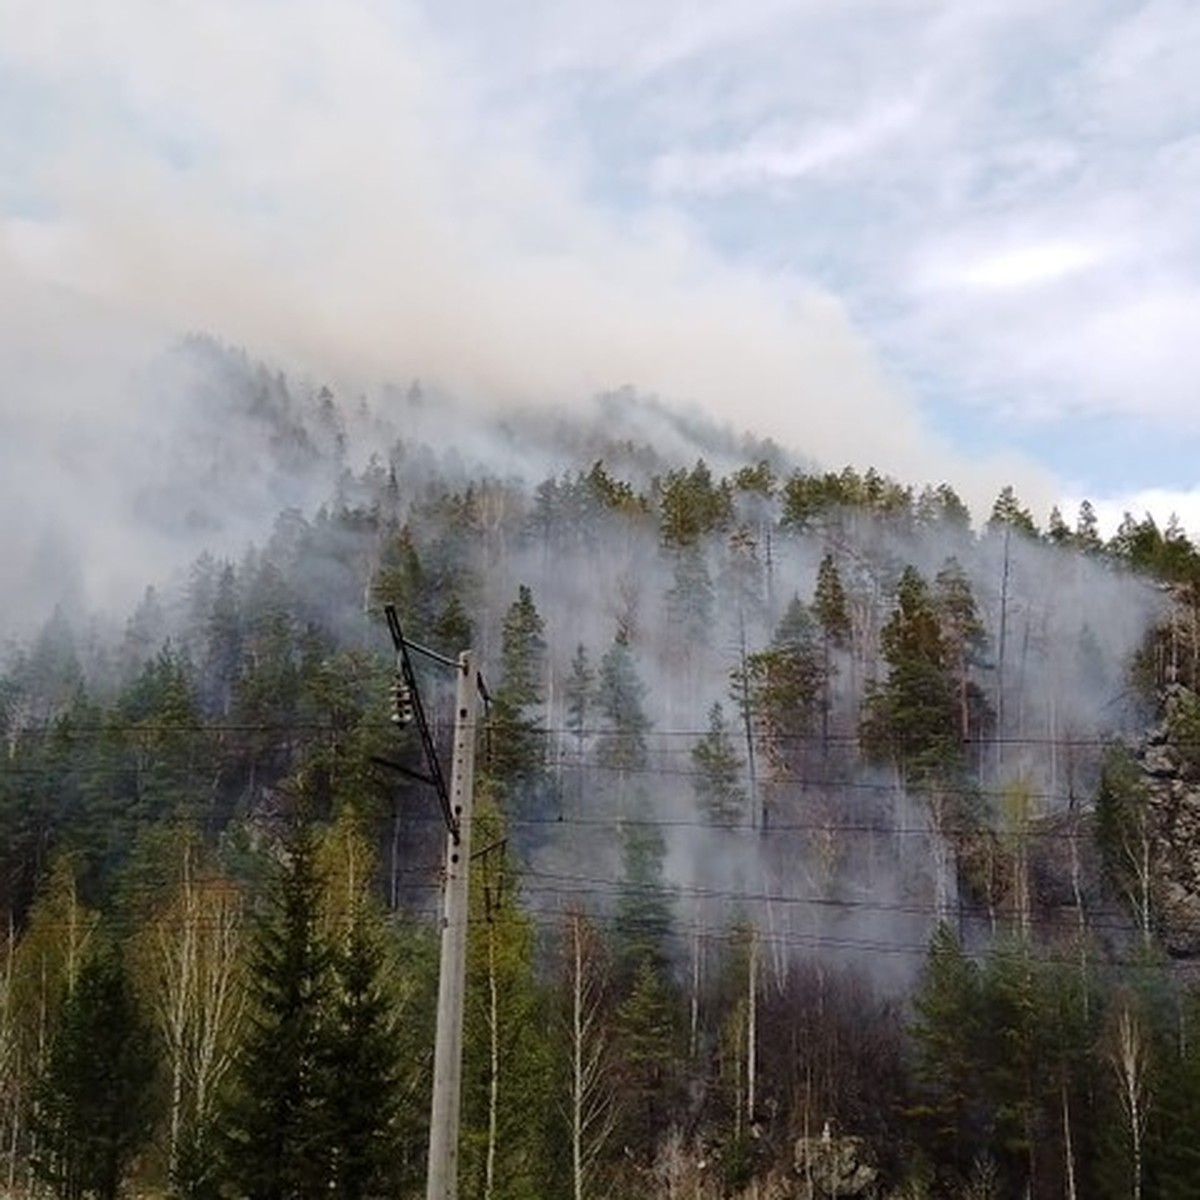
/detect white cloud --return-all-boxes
[652,98,921,194]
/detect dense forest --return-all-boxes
[6,337,1200,1199]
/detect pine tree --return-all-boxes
[813,553,851,649]
[987,486,1039,537]
[564,645,594,747]
[861,566,962,787]
[1075,500,1103,554]
[322,919,400,1199]
[1047,505,1072,546]
[613,823,674,985]
[742,597,827,789]
[932,557,990,746]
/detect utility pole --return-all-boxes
[426,649,478,1200]
[378,606,482,1200]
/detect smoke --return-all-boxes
[0,0,1065,638]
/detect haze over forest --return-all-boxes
[3,334,1200,1199]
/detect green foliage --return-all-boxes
[612,958,683,1163]
[813,552,851,648]
[781,466,913,531]
[595,630,650,774]
[33,944,157,1200]
[613,823,674,983]
[908,925,983,1181]
[321,916,402,1200]
[664,545,714,649]
[740,597,828,777]
[657,460,733,547]
[488,586,549,800]
[462,801,553,1200]
[219,818,333,1199]
[1096,744,1155,934]
[691,703,747,826]
[861,567,962,786]
[987,486,1038,537]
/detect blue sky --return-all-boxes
[3,0,1200,535]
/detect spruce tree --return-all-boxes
[691,703,747,827]
[908,925,983,1184]
[489,586,548,798]
[33,944,157,1200]
[321,918,401,1200]
[318,807,405,1200]
[220,818,332,1199]
[595,630,650,775]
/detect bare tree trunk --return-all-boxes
[1061,1077,1077,1200]
[567,913,613,1200]
[1112,1002,1150,1200]
[485,918,500,1200]
[747,929,758,1127]
[689,925,701,1061]
[996,527,1011,780]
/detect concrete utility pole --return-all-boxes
[426,650,478,1200]
[380,606,483,1200]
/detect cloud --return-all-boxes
[651,98,921,194]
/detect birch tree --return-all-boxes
[1109,996,1151,1200]
[559,911,615,1200]
[142,837,244,1195]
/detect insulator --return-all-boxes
[390,675,415,727]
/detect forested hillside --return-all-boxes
[5,339,1200,1199]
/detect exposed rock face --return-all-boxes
[793,1129,878,1198]
[1134,686,1200,956]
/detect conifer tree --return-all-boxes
[564,644,594,748]
[595,630,650,776]
[317,807,405,1200]
[33,944,156,1200]
[691,703,747,827]
[932,557,990,746]
[813,553,851,649]
[220,817,332,1199]
[987,486,1039,537]
[741,597,827,789]
[612,958,683,1165]
[861,566,962,787]
[909,925,983,1183]
[489,586,548,798]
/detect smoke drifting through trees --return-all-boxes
[2,337,1192,1197]
[0,339,1160,970]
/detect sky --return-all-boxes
[3,0,1200,594]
